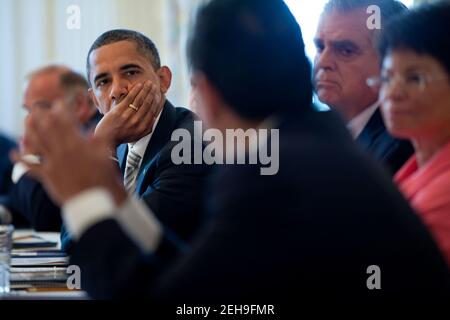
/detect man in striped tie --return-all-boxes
[67,29,209,250]
[123,148,141,194]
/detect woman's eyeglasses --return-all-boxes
[366,72,448,92]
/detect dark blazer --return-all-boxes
[6,174,62,230]
[61,101,209,251]
[1,112,102,230]
[0,133,16,195]
[70,109,450,302]
[356,108,414,176]
[116,100,208,242]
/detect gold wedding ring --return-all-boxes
[128,104,139,111]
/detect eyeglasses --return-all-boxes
[366,72,448,92]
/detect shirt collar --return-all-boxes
[347,102,379,140]
[128,110,163,159]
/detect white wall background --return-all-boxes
[0,0,417,139]
[0,0,202,138]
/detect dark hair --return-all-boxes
[188,0,313,120]
[86,29,161,85]
[379,2,450,76]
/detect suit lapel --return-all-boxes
[356,107,385,150]
[135,100,177,194]
[117,143,129,177]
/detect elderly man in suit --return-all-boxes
[0,66,102,229]
[313,0,414,175]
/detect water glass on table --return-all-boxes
[0,224,14,296]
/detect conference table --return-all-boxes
[2,230,88,300]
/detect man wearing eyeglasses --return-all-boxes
[313,0,413,175]
[0,66,102,230]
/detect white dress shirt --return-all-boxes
[64,109,165,253]
[61,112,279,253]
[11,154,41,183]
[7,108,165,254]
[346,103,379,140]
[63,188,162,253]
[126,110,162,175]
[62,112,166,252]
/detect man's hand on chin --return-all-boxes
[94,80,163,149]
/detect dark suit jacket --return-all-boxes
[1,112,102,230]
[61,101,209,251]
[116,100,209,242]
[5,174,62,230]
[356,108,414,176]
[0,133,16,195]
[70,109,450,302]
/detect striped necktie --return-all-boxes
[124,149,142,194]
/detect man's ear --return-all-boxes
[72,93,86,121]
[73,92,96,125]
[88,88,102,114]
[157,66,172,95]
